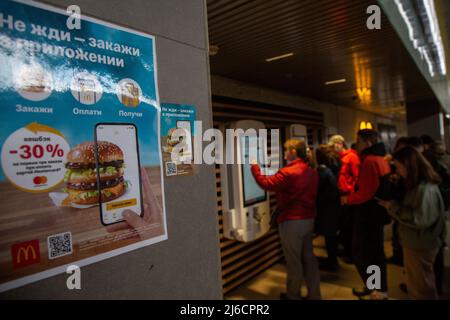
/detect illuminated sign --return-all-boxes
[359,121,373,130]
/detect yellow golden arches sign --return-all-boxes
[11,239,41,269]
[16,245,37,264]
[359,121,373,130]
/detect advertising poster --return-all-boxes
[0,0,167,291]
[161,103,196,177]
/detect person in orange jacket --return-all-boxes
[329,135,360,262]
[329,135,360,194]
[251,139,321,300]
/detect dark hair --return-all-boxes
[393,146,440,190]
[357,129,378,144]
[406,136,423,148]
[316,144,340,168]
[394,136,408,152]
[420,134,434,146]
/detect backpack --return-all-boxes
[373,174,393,225]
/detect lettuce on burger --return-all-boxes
[64,141,125,205]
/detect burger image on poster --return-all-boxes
[15,63,53,101]
[70,72,103,105]
[116,78,141,107]
[63,141,126,206]
[164,128,183,153]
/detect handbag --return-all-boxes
[270,207,282,229]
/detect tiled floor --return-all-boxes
[225,235,449,300]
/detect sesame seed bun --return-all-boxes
[66,141,123,166]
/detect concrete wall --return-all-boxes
[211,75,407,145]
[2,0,222,299]
[406,99,446,142]
[444,117,450,152]
[408,114,443,141]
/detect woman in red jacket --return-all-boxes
[251,139,321,300]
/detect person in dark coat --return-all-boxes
[315,145,341,271]
[329,135,360,263]
[386,136,408,267]
[341,129,392,300]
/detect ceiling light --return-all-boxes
[325,78,347,85]
[423,0,446,76]
[393,0,446,77]
[265,52,294,62]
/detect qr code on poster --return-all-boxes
[47,232,73,260]
[165,161,177,176]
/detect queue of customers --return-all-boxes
[250,129,449,300]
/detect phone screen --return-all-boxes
[95,123,143,225]
[176,120,193,162]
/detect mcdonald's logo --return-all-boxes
[11,239,40,268]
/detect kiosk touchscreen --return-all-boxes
[221,120,271,242]
[241,136,267,207]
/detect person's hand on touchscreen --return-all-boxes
[249,157,258,166]
[106,167,163,240]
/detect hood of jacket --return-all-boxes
[361,142,387,158]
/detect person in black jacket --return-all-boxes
[386,136,408,266]
[341,130,392,300]
[315,145,342,271]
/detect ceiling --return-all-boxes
[207,0,438,118]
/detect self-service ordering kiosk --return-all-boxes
[220,120,272,242]
[286,124,307,141]
[326,126,338,140]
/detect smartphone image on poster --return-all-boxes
[176,120,193,162]
[95,123,143,226]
